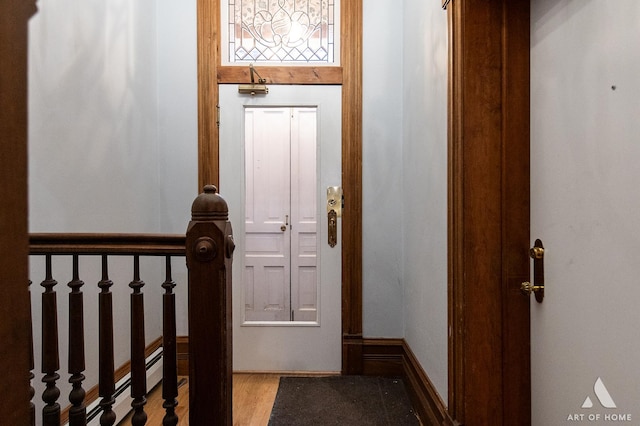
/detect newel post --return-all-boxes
[186,185,235,425]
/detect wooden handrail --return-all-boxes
[28,186,234,424]
[29,233,186,256]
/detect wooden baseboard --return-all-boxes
[177,335,190,376]
[179,335,455,425]
[363,338,455,426]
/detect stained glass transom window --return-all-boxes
[227,0,336,64]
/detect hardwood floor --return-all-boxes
[118,373,281,425]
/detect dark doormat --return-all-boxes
[268,376,420,425]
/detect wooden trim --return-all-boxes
[199,1,364,375]
[340,0,364,375]
[197,0,220,189]
[29,233,186,256]
[177,335,190,377]
[217,66,343,85]
[401,341,456,426]
[447,1,531,424]
[446,2,465,421]
[362,338,455,426]
[0,1,37,422]
[500,1,531,423]
[60,337,164,424]
[362,338,405,376]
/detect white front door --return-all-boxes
[530,2,640,424]
[219,85,342,372]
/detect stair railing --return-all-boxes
[28,185,233,425]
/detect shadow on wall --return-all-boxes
[29,0,160,233]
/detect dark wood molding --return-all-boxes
[340,0,364,375]
[29,233,186,256]
[362,339,455,426]
[0,0,38,422]
[197,0,220,189]
[447,1,531,425]
[401,341,456,426]
[218,66,343,85]
[177,335,190,377]
[362,338,404,376]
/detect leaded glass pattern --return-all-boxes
[228,0,335,63]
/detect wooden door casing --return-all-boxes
[447,0,531,425]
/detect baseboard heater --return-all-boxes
[75,347,164,425]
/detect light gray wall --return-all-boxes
[156,0,199,234]
[531,1,640,424]
[362,0,404,338]
[155,0,198,337]
[362,0,449,400]
[401,0,449,400]
[29,0,161,234]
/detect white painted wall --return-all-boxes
[400,0,449,400]
[29,0,160,234]
[155,0,198,339]
[156,0,198,234]
[531,1,640,424]
[363,0,449,401]
[362,0,404,337]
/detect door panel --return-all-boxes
[291,108,318,321]
[244,108,291,321]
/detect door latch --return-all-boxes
[521,239,545,302]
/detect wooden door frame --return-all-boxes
[0,0,38,422]
[446,0,531,425]
[196,0,364,374]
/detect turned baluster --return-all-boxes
[161,256,178,426]
[41,255,61,426]
[129,255,147,425]
[98,255,116,426]
[28,280,35,426]
[68,255,87,425]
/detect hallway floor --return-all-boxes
[119,373,422,425]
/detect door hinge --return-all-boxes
[216,104,221,128]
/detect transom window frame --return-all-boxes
[221,0,341,66]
